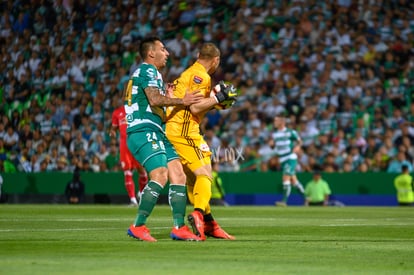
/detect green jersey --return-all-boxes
[272,127,300,163]
[124,63,166,133]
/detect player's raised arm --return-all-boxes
[189,82,238,115]
[189,96,218,115]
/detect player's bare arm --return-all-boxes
[182,89,204,105]
[189,96,217,115]
[293,139,302,154]
[166,83,175,98]
[166,84,206,110]
[190,83,238,115]
[145,87,203,106]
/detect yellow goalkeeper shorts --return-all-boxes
[168,135,212,172]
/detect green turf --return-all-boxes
[1,205,413,275]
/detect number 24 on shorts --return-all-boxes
[146,132,165,150]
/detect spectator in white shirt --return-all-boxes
[66,59,85,84]
[278,21,295,48]
[86,50,104,72]
[70,130,88,156]
[346,77,363,100]
[330,62,348,83]
[165,32,190,58]
[3,125,19,151]
[27,50,41,73]
[51,66,68,97]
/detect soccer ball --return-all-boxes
[210,82,235,110]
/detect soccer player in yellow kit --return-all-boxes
[166,43,237,240]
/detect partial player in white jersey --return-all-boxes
[271,113,305,206]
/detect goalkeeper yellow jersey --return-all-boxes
[166,62,211,137]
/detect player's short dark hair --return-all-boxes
[139,36,162,59]
[198,43,220,59]
[401,164,409,172]
[275,112,287,119]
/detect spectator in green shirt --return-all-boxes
[393,164,414,206]
[105,143,120,171]
[304,171,331,206]
[3,152,17,173]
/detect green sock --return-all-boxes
[168,184,187,228]
[134,180,163,226]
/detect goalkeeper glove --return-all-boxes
[214,81,238,103]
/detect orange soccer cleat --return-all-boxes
[127,225,157,242]
[187,211,206,241]
[170,225,202,241]
[204,220,235,240]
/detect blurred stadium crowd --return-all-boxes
[0,0,413,174]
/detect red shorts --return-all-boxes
[120,147,142,171]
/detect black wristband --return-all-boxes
[215,91,226,103]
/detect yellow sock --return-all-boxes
[187,183,194,205]
[205,203,211,216]
[193,175,212,213]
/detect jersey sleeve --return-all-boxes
[292,129,301,142]
[323,181,332,195]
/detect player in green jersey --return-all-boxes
[272,113,305,206]
[125,36,204,241]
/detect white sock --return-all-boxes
[293,182,305,194]
[283,181,291,199]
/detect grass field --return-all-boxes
[1,205,413,275]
